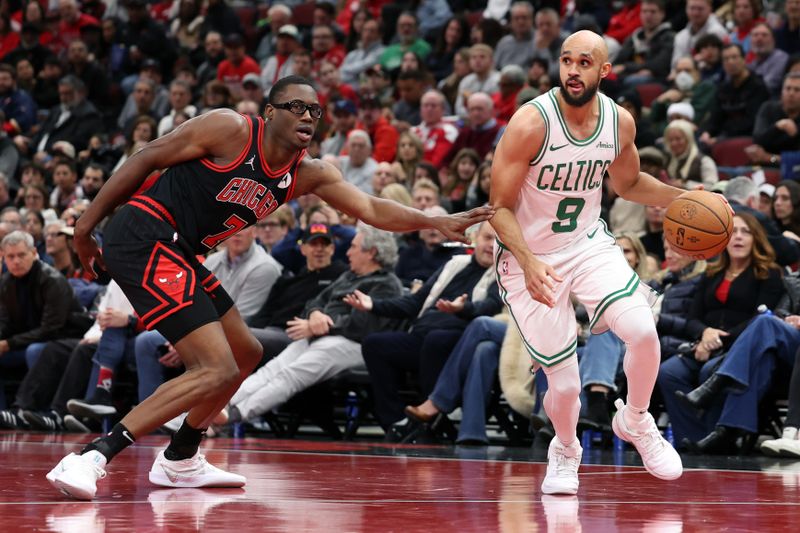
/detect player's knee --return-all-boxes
[610,307,658,349]
[547,377,582,400]
[545,365,582,400]
[202,361,240,392]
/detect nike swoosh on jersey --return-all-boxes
[549,143,569,151]
[587,228,599,239]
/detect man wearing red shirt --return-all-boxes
[310,25,345,80]
[491,65,525,124]
[356,93,398,163]
[216,33,260,100]
[442,92,504,167]
[411,90,458,169]
[55,0,100,54]
[605,0,643,45]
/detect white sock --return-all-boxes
[623,400,649,429]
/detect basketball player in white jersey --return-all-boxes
[491,31,686,494]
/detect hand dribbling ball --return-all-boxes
[663,190,733,260]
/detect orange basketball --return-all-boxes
[663,190,734,260]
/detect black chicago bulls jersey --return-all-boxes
[137,115,304,253]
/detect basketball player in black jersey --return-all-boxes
[46,76,492,500]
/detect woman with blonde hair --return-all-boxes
[616,232,658,281]
[391,131,424,187]
[379,183,413,207]
[663,119,719,190]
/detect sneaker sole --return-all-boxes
[148,471,245,488]
[541,481,578,495]
[63,416,91,434]
[761,447,780,457]
[53,477,95,500]
[612,414,682,481]
[67,400,117,420]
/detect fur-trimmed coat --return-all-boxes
[497,313,537,419]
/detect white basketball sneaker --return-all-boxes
[612,399,683,480]
[46,451,107,500]
[149,450,246,488]
[541,437,582,495]
[761,427,800,458]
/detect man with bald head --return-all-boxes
[442,92,504,167]
[491,30,686,495]
[411,90,459,169]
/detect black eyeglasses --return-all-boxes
[272,100,324,119]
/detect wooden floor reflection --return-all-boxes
[2,432,799,532]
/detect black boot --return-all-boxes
[674,374,735,411]
[578,391,612,432]
[682,426,739,455]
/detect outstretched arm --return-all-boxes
[74,110,249,275]
[607,106,685,207]
[304,158,493,243]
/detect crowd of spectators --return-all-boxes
[2,0,800,454]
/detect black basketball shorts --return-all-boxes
[101,197,233,344]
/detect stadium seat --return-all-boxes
[292,3,316,28]
[235,7,259,51]
[635,83,666,108]
[762,168,781,185]
[711,137,754,168]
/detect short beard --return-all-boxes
[559,80,600,107]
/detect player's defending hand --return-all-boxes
[522,257,563,308]
[73,229,106,279]
[343,290,373,311]
[431,206,494,244]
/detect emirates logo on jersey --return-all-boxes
[216,178,279,219]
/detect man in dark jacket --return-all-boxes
[248,224,348,362]
[745,73,800,168]
[0,64,38,135]
[395,206,461,287]
[347,222,503,436]
[0,231,86,410]
[122,0,175,81]
[22,75,103,156]
[228,224,402,423]
[699,44,770,146]
[613,0,675,86]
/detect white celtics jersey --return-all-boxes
[514,88,620,254]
